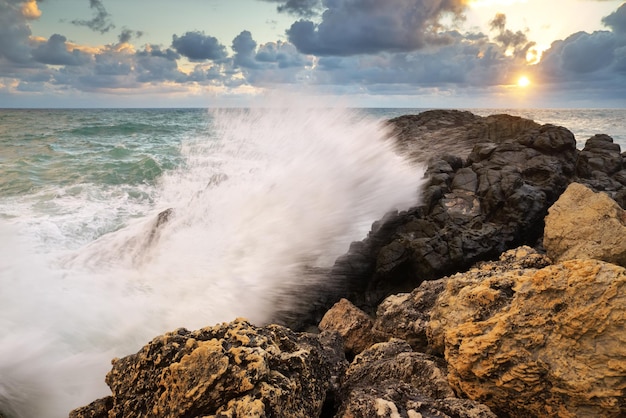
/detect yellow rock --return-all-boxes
[428,256,626,417]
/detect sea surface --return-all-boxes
[0,105,624,417]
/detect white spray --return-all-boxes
[0,104,425,417]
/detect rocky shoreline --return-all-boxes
[70,110,626,418]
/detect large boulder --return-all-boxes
[544,182,626,266]
[427,257,626,417]
[70,319,346,418]
[325,113,579,319]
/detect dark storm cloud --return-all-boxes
[71,0,115,34]
[311,34,518,88]
[171,31,228,61]
[260,0,323,17]
[602,2,626,34]
[31,34,91,66]
[286,0,468,56]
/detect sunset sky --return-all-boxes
[1,0,625,108]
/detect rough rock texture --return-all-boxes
[70,319,346,418]
[428,256,626,418]
[544,182,626,266]
[371,279,446,353]
[576,134,626,208]
[326,112,580,317]
[319,298,378,356]
[276,110,626,331]
[336,339,496,418]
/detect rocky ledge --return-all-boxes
[71,111,626,418]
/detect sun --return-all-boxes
[517,76,531,88]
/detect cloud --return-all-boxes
[260,0,323,17]
[135,46,185,83]
[286,0,469,56]
[171,31,228,61]
[118,28,144,45]
[31,34,92,66]
[71,0,115,34]
[230,31,314,84]
[232,30,259,68]
[538,30,621,80]
[0,0,38,66]
[602,2,626,35]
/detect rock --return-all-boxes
[388,110,541,164]
[329,116,577,317]
[372,279,447,353]
[70,319,347,418]
[278,111,626,331]
[576,134,626,206]
[319,298,378,356]
[544,182,626,266]
[428,257,626,418]
[336,339,496,418]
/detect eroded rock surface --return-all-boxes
[428,256,626,417]
[336,339,496,418]
[70,319,346,418]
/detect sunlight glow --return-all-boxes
[517,76,530,88]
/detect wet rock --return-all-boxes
[329,116,577,317]
[336,339,496,418]
[428,258,626,418]
[544,182,626,267]
[70,319,347,418]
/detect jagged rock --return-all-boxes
[70,319,347,418]
[576,134,626,206]
[544,182,626,266]
[328,115,577,317]
[372,246,550,355]
[318,298,378,356]
[371,279,446,353]
[277,111,626,331]
[428,257,626,418]
[336,339,496,418]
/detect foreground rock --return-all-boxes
[544,182,626,266]
[427,255,626,417]
[70,319,346,418]
[336,339,496,418]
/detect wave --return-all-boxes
[0,102,425,417]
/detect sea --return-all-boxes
[0,104,625,417]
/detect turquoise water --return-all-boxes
[0,106,624,417]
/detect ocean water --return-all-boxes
[0,105,624,417]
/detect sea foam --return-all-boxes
[0,103,425,417]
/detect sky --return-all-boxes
[0,0,625,108]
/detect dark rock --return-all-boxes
[275,110,626,333]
